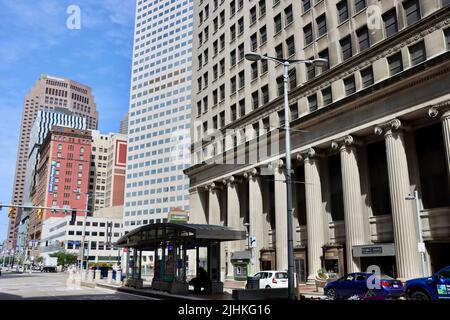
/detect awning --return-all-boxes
[231,251,251,261]
[115,223,246,250]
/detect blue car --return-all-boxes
[405,266,450,300]
[324,272,405,300]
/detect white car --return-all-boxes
[247,270,294,289]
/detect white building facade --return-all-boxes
[123,0,194,233]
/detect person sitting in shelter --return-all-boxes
[189,267,209,293]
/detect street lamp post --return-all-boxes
[406,190,427,277]
[245,52,327,300]
[73,191,90,272]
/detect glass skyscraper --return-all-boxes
[123,0,193,233]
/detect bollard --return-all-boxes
[115,271,122,286]
[95,269,102,282]
[87,269,94,282]
[107,270,113,284]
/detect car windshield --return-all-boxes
[438,267,450,279]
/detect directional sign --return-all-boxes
[250,236,257,248]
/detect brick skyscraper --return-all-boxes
[7,75,98,249]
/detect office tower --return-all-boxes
[120,112,129,135]
[123,0,193,233]
[90,131,127,212]
[7,75,99,249]
[186,1,450,281]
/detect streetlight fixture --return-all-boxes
[245,52,328,300]
[406,190,427,277]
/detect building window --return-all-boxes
[355,0,366,12]
[238,44,245,60]
[306,58,316,80]
[319,49,330,71]
[231,76,237,93]
[304,24,313,46]
[290,103,298,120]
[259,0,266,16]
[317,14,327,37]
[276,76,284,96]
[357,26,370,51]
[250,6,257,24]
[285,5,293,25]
[302,0,311,13]
[286,36,295,56]
[344,75,356,96]
[213,115,218,130]
[231,104,237,121]
[239,99,246,116]
[409,41,426,66]
[230,50,237,66]
[252,91,259,109]
[388,52,403,75]
[251,33,258,51]
[230,25,236,41]
[322,87,333,106]
[403,0,421,26]
[340,36,353,61]
[289,70,297,90]
[260,26,267,44]
[383,9,398,38]
[261,85,269,104]
[220,84,225,101]
[308,94,318,112]
[251,62,258,80]
[230,0,236,16]
[337,1,349,23]
[238,71,245,89]
[275,44,283,59]
[203,97,208,113]
[274,14,282,34]
[213,89,218,105]
[238,17,244,34]
[261,56,268,74]
[361,66,374,88]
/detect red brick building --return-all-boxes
[29,126,92,247]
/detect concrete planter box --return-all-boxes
[124,278,144,289]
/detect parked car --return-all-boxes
[405,265,450,300]
[245,271,293,289]
[324,272,405,300]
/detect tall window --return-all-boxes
[340,36,353,61]
[290,103,298,120]
[360,66,374,88]
[230,25,236,41]
[306,57,316,80]
[238,18,244,34]
[304,24,313,45]
[383,9,398,37]
[231,104,237,121]
[261,85,269,104]
[337,1,349,23]
[285,5,293,25]
[252,91,259,109]
[286,36,295,56]
[251,62,258,80]
[276,76,284,96]
[357,26,370,51]
[355,0,366,12]
[260,26,267,44]
[308,94,318,112]
[302,0,311,13]
[259,0,266,16]
[238,71,245,88]
[251,33,258,51]
[239,99,246,116]
[274,14,282,33]
[388,52,403,75]
[319,49,330,71]
[275,44,283,59]
[317,14,327,37]
[344,75,356,95]
[230,76,237,93]
[403,0,421,26]
[409,41,426,66]
[230,0,236,16]
[250,6,257,24]
[322,87,333,105]
[261,56,268,73]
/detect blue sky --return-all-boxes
[0,0,136,242]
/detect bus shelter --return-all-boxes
[115,223,246,294]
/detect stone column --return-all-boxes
[246,168,264,274]
[189,188,207,224]
[224,176,244,279]
[301,149,326,283]
[375,119,421,279]
[429,105,450,189]
[332,135,365,273]
[274,160,288,271]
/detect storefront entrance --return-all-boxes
[353,243,396,278]
[294,248,307,283]
[260,249,276,271]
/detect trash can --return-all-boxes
[246,276,260,289]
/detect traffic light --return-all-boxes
[70,209,77,225]
[8,207,15,218]
[37,208,44,220]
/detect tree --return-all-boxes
[49,251,77,268]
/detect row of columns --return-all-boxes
[191,103,450,280]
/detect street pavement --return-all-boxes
[0,271,156,300]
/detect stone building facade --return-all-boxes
[186,0,450,281]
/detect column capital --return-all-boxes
[243,167,259,180]
[428,101,450,120]
[331,135,358,151]
[296,148,322,162]
[222,175,243,186]
[205,182,223,191]
[374,119,407,137]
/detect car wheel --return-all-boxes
[326,288,336,300]
[409,291,430,300]
[265,285,271,289]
